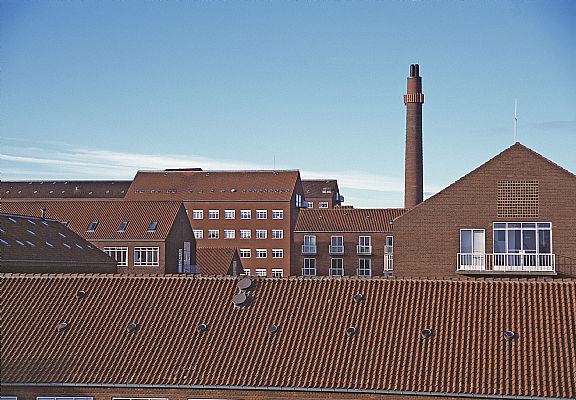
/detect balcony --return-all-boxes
[357,245,372,255]
[457,253,556,274]
[329,245,344,255]
[384,253,393,271]
[301,245,317,255]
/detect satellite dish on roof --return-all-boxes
[127,322,139,332]
[346,326,357,336]
[238,277,252,291]
[196,323,208,333]
[353,293,364,303]
[421,328,433,338]
[76,290,87,299]
[56,322,68,332]
[268,324,278,335]
[232,293,248,307]
[504,330,516,340]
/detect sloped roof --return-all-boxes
[302,179,340,199]
[0,214,116,272]
[197,247,243,276]
[2,275,574,398]
[1,201,185,241]
[123,170,300,202]
[295,208,406,232]
[2,180,131,199]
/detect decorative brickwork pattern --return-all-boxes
[497,180,539,218]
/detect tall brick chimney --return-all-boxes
[403,63,424,208]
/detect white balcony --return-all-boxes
[329,245,344,255]
[384,253,393,271]
[301,245,317,255]
[457,253,556,274]
[357,245,372,255]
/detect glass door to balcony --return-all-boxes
[459,229,485,270]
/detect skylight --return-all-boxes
[86,220,99,232]
[46,241,54,248]
[147,221,159,232]
[27,229,36,235]
[58,232,67,238]
[0,239,9,245]
[8,217,17,223]
[26,240,35,247]
[16,240,25,246]
[63,243,71,248]
[27,219,36,225]
[117,221,128,232]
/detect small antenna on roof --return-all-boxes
[273,155,276,171]
[513,99,518,143]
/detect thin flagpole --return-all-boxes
[514,100,518,143]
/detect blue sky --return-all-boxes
[1,0,574,207]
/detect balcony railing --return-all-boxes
[357,245,372,255]
[301,245,317,255]
[384,253,393,271]
[457,253,556,273]
[329,245,344,255]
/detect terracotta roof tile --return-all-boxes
[197,247,243,276]
[295,208,407,232]
[2,180,131,199]
[123,170,300,201]
[2,275,574,397]
[1,201,185,240]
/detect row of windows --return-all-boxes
[239,249,284,258]
[306,201,329,209]
[302,258,372,277]
[194,229,284,239]
[192,209,284,220]
[104,247,159,267]
[86,220,158,233]
[243,268,284,278]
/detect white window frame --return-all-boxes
[330,258,344,276]
[224,210,236,219]
[256,210,268,219]
[243,268,251,276]
[272,229,284,239]
[319,201,329,209]
[240,229,251,239]
[240,249,251,258]
[358,258,372,276]
[303,258,317,276]
[272,269,284,278]
[134,247,159,266]
[307,201,314,208]
[256,229,267,239]
[272,210,284,219]
[256,249,267,258]
[272,249,284,258]
[207,229,219,239]
[39,397,94,400]
[224,229,235,239]
[208,210,219,219]
[240,210,252,219]
[193,229,203,239]
[103,247,128,267]
[255,269,267,277]
[192,210,203,219]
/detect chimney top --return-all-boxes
[409,64,420,78]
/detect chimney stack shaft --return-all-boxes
[403,64,424,208]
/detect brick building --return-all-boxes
[393,143,576,278]
[1,201,195,274]
[2,274,574,399]
[0,213,117,273]
[294,208,406,276]
[301,179,344,208]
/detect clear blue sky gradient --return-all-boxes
[1,0,575,207]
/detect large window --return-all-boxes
[256,210,267,219]
[240,249,251,258]
[330,258,344,276]
[224,230,235,239]
[357,236,372,255]
[459,229,486,269]
[207,230,219,239]
[358,258,371,276]
[272,269,284,278]
[256,249,267,258]
[208,210,219,219]
[302,235,317,254]
[272,229,284,239]
[493,222,553,268]
[256,229,267,239]
[240,229,251,239]
[134,247,159,266]
[272,210,284,219]
[255,269,267,277]
[103,247,128,267]
[224,210,236,219]
[303,258,317,276]
[240,210,251,219]
[193,229,203,239]
[330,236,344,254]
[272,249,284,258]
[192,210,203,219]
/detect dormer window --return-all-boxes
[86,220,99,232]
[147,221,159,232]
[117,221,128,233]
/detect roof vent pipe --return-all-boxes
[41,208,46,219]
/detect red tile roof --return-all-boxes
[1,201,185,241]
[197,247,243,276]
[302,179,340,199]
[2,181,131,199]
[2,275,574,398]
[123,170,300,202]
[295,208,407,232]
[0,214,116,273]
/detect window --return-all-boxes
[104,247,128,267]
[207,230,219,239]
[303,258,317,276]
[307,202,314,208]
[240,229,251,239]
[134,247,159,266]
[256,249,267,258]
[117,221,128,232]
[240,249,251,258]
[295,194,303,208]
[330,258,344,276]
[256,210,267,219]
[208,210,219,219]
[39,397,93,400]
[224,230,235,239]
[357,236,372,254]
[86,220,98,232]
[492,222,553,269]
[272,229,284,239]
[330,236,344,254]
[272,210,284,219]
[256,229,267,239]
[243,268,251,276]
[147,220,158,232]
[272,269,284,278]
[385,235,393,253]
[319,201,329,209]
[272,249,284,258]
[302,235,317,254]
[193,229,203,239]
[240,210,251,219]
[459,229,486,269]
[192,210,203,219]
[224,210,236,219]
[358,258,371,276]
[255,269,267,277]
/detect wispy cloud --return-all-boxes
[472,120,576,136]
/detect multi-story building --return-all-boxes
[393,143,576,278]
[294,208,405,276]
[301,179,344,208]
[122,169,306,277]
[1,201,196,274]
[0,212,117,273]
